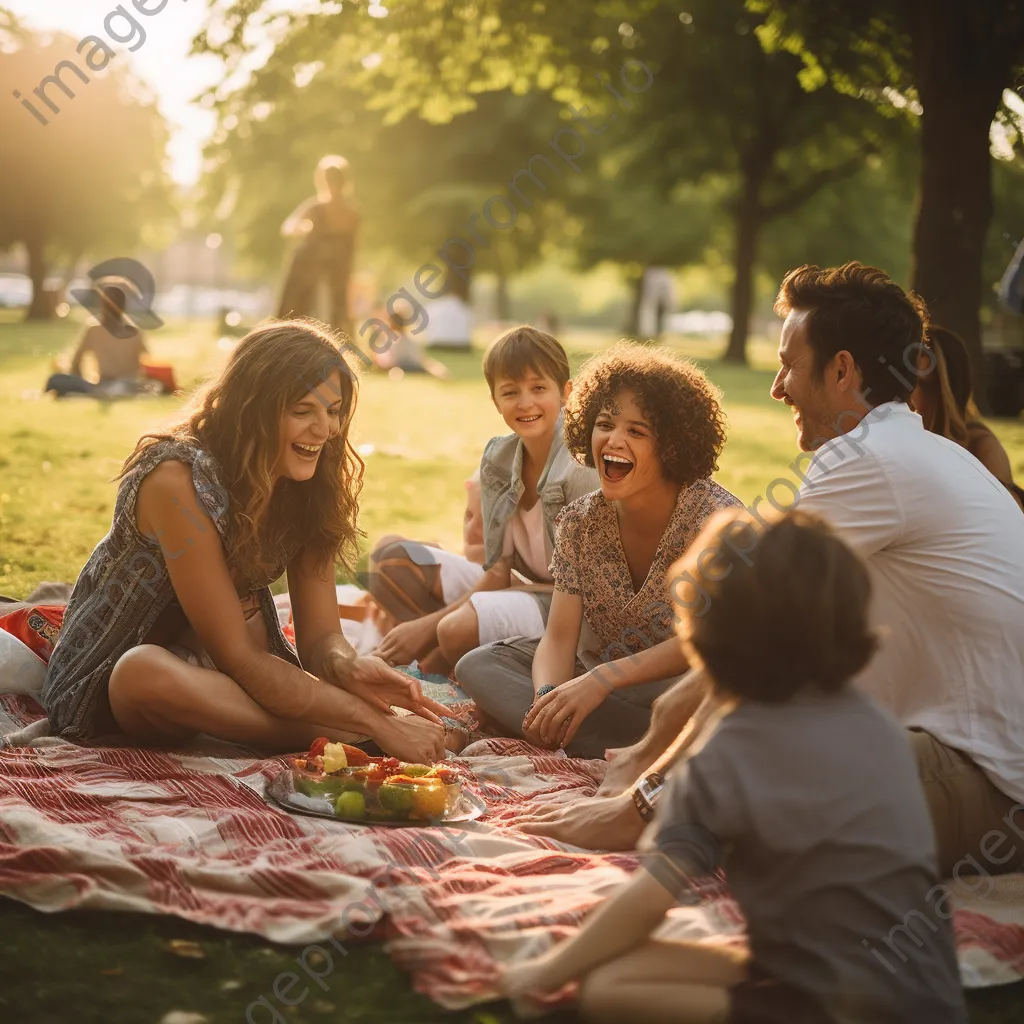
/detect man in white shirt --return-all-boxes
[519,262,1024,878]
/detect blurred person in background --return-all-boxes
[368,304,449,379]
[278,155,359,338]
[912,325,1023,510]
[45,285,148,398]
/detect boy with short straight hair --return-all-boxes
[371,325,598,675]
[503,508,967,1024]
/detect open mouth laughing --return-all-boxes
[517,414,542,425]
[601,452,634,482]
[292,441,323,460]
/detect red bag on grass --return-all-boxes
[0,606,65,663]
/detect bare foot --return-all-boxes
[444,723,470,755]
[418,647,451,677]
[518,792,644,851]
[597,739,659,796]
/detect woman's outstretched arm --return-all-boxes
[287,545,449,722]
[136,461,440,755]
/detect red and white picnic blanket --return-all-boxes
[1,693,1023,1012]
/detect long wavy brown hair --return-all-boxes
[915,331,969,446]
[121,319,364,584]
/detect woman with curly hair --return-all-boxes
[41,320,447,763]
[455,343,740,758]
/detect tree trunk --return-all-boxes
[495,269,511,321]
[449,268,473,303]
[909,14,1009,413]
[722,173,765,365]
[625,269,645,337]
[24,236,52,321]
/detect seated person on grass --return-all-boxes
[503,509,967,1024]
[45,286,148,397]
[455,343,741,759]
[912,325,1023,511]
[369,326,598,675]
[42,320,448,765]
[518,263,1024,882]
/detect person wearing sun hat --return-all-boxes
[45,283,149,398]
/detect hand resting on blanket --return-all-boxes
[106,456,448,763]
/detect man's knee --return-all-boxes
[436,605,479,663]
[365,538,410,589]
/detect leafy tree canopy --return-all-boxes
[0,10,174,318]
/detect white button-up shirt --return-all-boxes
[797,401,1024,803]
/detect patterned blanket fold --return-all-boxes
[1,693,1022,1012]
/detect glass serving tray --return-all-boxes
[265,767,487,827]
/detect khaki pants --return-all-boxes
[909,728,1024,878]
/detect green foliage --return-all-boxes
[198,0,903,360]
[759,145,917,287]
[749,0,1024,339]
[0,11,175,311]
[199,44,582,284]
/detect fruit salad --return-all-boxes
[288,738,462,823]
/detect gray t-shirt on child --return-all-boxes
[647,688,967,1024]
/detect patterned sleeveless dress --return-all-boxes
[42,438,300,740]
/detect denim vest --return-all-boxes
[478,415,600,574]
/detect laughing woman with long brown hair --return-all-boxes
[42,320,447,763]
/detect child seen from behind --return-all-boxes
[503,508,967,1024]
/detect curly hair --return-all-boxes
[121,319,364,584]
[563,342,727,485]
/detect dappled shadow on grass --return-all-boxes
[0,896,580,1024]
[0,896,1020,1023]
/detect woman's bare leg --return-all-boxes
[108,645,365,751]
[577,939,746,1024]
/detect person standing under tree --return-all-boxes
[278,156,359,338]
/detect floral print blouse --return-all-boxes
[550,478,741,659]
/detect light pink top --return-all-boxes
[502,499,553,583]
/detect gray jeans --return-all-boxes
[455,636,678,759]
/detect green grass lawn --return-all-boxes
[1,311,1023,1022]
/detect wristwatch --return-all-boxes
[632,771,666,822]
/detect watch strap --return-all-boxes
[632,770,666,822]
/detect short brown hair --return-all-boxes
[483,326,571,395]
[774,262,929,406]
[564,342,726,486]
[671,509,877,702]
